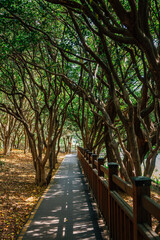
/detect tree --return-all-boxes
[0,1,76,185]
[69,95,105,155]
[0,112,17,155]
[0,40,73,185]
[42,0,160,181]
[0,0,160,182]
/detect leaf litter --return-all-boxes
[0,150,65,240]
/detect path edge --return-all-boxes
[17,157,65,240]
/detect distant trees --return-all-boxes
[0,112,25,154]
[0,113,16,155]
[62,134,72,153]
[70,96,105,155]
[0,36,73,185]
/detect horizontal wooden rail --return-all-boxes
[100,165,108,176]
[93,169,98,174]
[138,223,159,240]
[110,190,133,220]
[112,174,133,196]
[94,160,98,167]
[77,146,160,240]
[142,195,160,221]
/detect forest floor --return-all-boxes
[0,150,65,240]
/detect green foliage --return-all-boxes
[0,0,160,180]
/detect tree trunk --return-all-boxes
[63,137,67,153]
[104,126,116,163]
[40,164,46,186]
[16,137,20,149]
[46,143,57,185]
[50,146,57,169]
[3,136,10,155]
[46,152,55,185]
[35,160,46,186]
[24,129,29,153]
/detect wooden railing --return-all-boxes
[77,146,160,240]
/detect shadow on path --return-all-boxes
[22,154,108,239]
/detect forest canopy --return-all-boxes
[0,0,160,184]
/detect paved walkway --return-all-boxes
[21,154,108,239]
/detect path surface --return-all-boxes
[21,154,108,239]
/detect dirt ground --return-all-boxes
[0,150,65,240]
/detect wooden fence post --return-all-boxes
[91,154,97,192]
[108,162,118,238]
[88,152,92,164]
[132,176,152,240]
[108,162,118,191]
[82,148,85,173]
[88,152,93,188]
[84,149,87,158]
[98,157,104,177]
[92,154,97,169]
[98,158,104,209]
[86,150,89,160]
